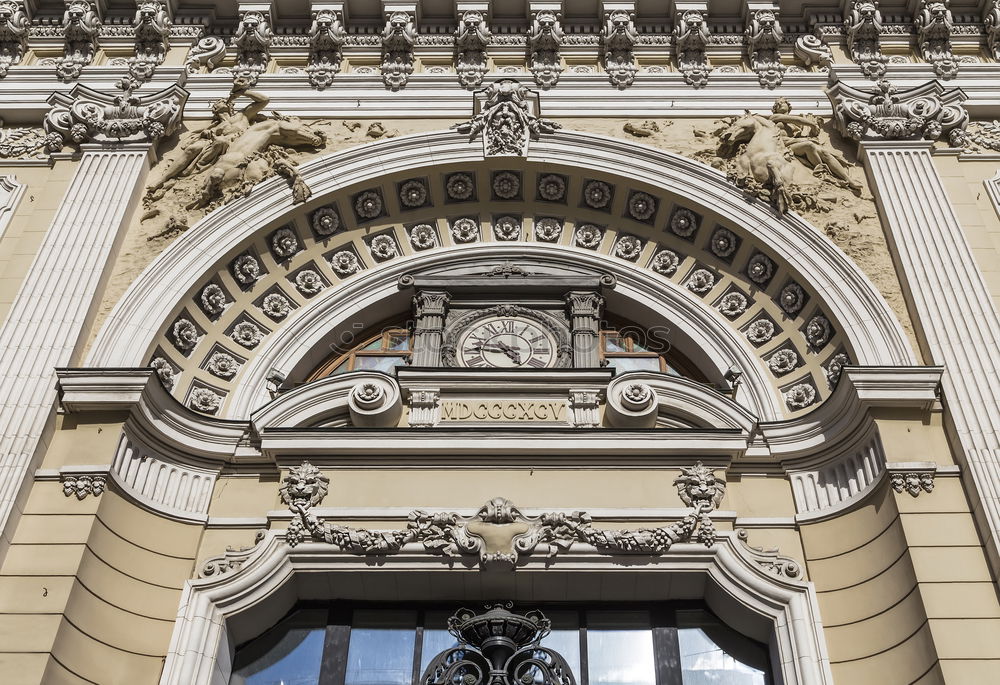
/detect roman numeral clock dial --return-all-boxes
[458,315,557,369]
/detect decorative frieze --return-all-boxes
[57,0,101,82]
[455,9,491,88]
[745,7,785,89]
[129,0,171,82]
[381,10,417,91]
[0,0,29,79]
[601,7,638,89]
[279,461,725,570]
[845,0,887,79]
[306,6,346,90]
[528,8,563,89]
[914,0,957,80]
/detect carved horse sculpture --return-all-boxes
[191,114,325,208]
[718,110,860,214]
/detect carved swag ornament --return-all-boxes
[452,79,561,157]
[280,461,727,571]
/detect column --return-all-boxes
[861,139,1000,575]
[411,290,450,367]
[0,144,152,560]
[565,291,604,367]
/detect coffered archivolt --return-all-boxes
[87,129,915,421]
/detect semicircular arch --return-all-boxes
[88,128,913,421]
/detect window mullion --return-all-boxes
[652,605,683,685]
[319,603,351,685]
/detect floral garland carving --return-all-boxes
[280,462,725,570]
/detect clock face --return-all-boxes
[458,315,558,368]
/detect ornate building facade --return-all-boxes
[1,1,1000,683]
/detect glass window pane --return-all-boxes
[587,610,656,685]
[604,335,627,352]
[345,610,417,685]
[361,337,385,351]
[387,333,410,351]
[231,609,325,685]
[353,355,407,372]
[678,610,769,685]
[328,359,350,375]
[420,611,460,674]
[538,610,580,683]
[607,356,661,372]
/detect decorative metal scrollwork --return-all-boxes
[421,604,577,685]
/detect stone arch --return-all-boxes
[88,129,914,420]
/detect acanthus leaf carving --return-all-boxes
[602,9,638,89]
[735,529,803,579]
[915,0,957,80]
[43,76,187,150]
[746,9,785,89]
[200,530,266,577]
[528,9,563,90]
[827,77,968,144]
[845,0,887,79]
[455,10,491,89]
[307,7,345,90]
[452,79,561,157]
[233,9,272,86]
[280,462,725,570]
[793,32,832,70]
[674,9,710,88]
[381,11,417,91]
[57,0,101,82]
[129,0,170,82]
[0,0,29,79]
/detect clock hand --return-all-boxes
[494,340,522,364]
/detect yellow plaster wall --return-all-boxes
[0,160,78,326]
[933,153,1000,316]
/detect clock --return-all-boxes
[458,315,558,368]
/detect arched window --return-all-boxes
[230,602,771,685]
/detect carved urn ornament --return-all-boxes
[421,604,577,685]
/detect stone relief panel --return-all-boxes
[273,461,726,571]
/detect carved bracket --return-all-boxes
[602,8,638,89]
[381,10,417,91]
[307,6,346,90]
[57,0,101,82]
[915,0,957,80]
[200,531,267,577]
[827,77,968,144]
[129,0,171,82]
[675,9,710,88]
[735,529,803,579]
[455,10,491,89]
[0,0,29,79]
[987,1,1000,62]
[844,0,887,80]
[528,8,563,90]
[43,77,187,150]
[279,462,726,570]
[451,79,561,157]
[233,8,272,86]
[745,8,785,89]
[185,33,227,74]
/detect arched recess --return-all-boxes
[88,129,914,420]
[159,530,833,685]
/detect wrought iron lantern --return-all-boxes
[421,603,577,685]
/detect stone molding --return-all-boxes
[0,173,25,240]
[0,145,152,562]
[860,138,1000,577]
[86,129,915,419]
[159,528,833,685]
[985,169,1000,221]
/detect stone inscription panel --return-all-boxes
[440,400,567,422]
